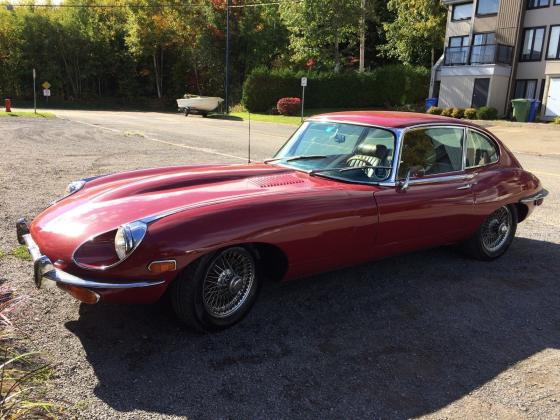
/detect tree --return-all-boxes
[381,0,446,67]
[125,0,180,98]
[280,0,363,72]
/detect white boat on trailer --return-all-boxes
[176,94,224,117]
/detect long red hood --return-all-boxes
[30,163,328,261]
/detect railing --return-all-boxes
[444,44,513,66]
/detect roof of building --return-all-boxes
[308,111,469,129]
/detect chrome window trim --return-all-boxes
[464,127,501,170]
[273,119,399,185]
[406,172,476,186]
[395,124,469,182]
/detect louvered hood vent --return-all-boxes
[250,174,305,188]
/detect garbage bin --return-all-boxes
[425,97,438,111]
[528,99,541,122]
[511,99,531,122]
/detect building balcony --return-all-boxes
[443,44,514,66]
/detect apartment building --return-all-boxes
[432,0,560,120]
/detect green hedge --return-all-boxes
[242,65,430,113]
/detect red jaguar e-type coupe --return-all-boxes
[17,111,548,331]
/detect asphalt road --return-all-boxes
[0,113,559,419]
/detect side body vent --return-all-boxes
[250,174,305,188]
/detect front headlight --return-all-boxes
[114,221,148,260]
[66,180,86,195]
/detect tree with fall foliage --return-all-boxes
[382,0,447,67]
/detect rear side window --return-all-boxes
[466,130,499,168]
[398,127,464,178]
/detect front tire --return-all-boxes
[171,247,260,332]
[464,205,517,260]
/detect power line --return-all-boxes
[4,0,300,8]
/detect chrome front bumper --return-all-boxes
[16,218,165,291]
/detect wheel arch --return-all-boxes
[171,242,290,286]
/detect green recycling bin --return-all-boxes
[511,99,531,122]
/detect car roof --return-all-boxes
[308,111,476,129]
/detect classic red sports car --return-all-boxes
[17,111,548,331]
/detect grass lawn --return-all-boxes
[228,112,302,125]
[0,111,55,118]
[224,108,382,125]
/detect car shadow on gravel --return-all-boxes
[65,237,560,419]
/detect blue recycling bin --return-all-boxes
[528,99,541,122]
[425,97,438,111]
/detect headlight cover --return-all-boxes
[114,221,148,261]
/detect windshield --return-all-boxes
[271,121,396,183]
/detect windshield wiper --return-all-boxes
[264,155,328,164]
[310,165,392,175]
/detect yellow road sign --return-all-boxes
[42,81,51,89]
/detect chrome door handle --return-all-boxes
[457,184,472,190]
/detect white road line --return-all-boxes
[63,118,248,161]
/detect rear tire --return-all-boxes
[171,247,260,332]
[463,205,517,261]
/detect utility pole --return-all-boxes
[224,0,231,114]
[33,68,37,114]
[359,0,365,72]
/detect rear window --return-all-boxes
[466,129,499,168]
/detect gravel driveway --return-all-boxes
[0,117,559,419]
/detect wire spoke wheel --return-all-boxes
[480,206,512,253]
[202,248,255,319]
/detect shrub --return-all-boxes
[451,108,464,119]
[427,106,443,115]
[242,65,430,112]
[464,108,477,119]
[393,103,424,113]
[476,106,498,120]
[277,97,301,116]
[441,108,454,117]
[554,116,560,125]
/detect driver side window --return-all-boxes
[398,127,464,179]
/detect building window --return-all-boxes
[452,3,472,21]
[471,32,497,63]
[446,36,470,65]
[520,27,546,61]
[449,36,469,47]
[477,0,499,15]
[547,25,560,60]
[514,79,538,99]
[527,0,549,8]
[555,0,560,5]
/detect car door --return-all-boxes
[373,126,478,257]
[463,127,508,221]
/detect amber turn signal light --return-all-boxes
[58,284,100,304]
[148,260,177,274]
